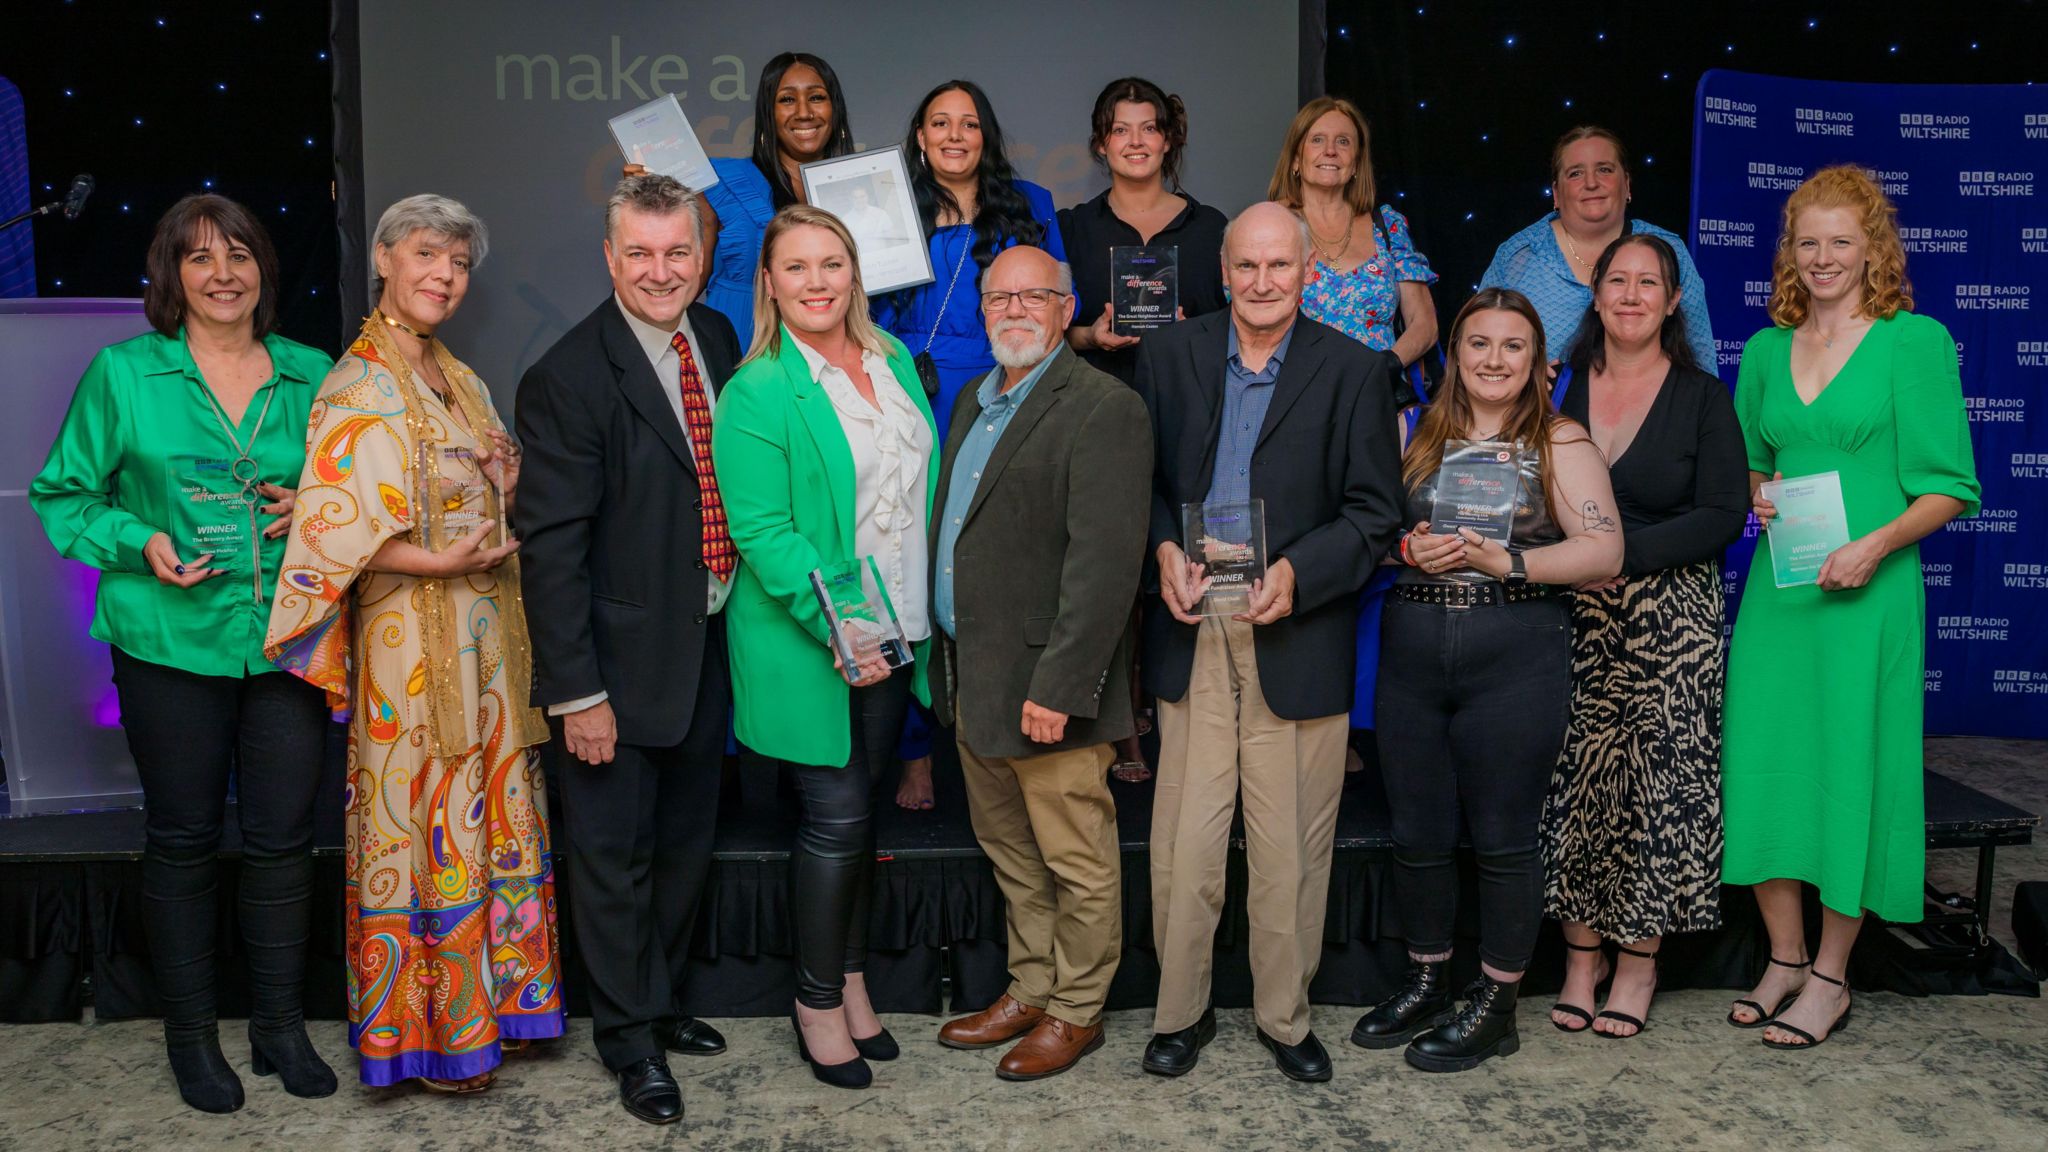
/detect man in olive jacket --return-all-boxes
[929,246,1152,1081]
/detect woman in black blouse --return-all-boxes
[1057,76,1227,781]
[1541,233,1748,1039]
[1059,76,1228,385]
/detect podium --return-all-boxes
[0,299,152,814]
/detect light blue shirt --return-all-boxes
[1202,322,1293,508]
[1480,212,1717,374]
[934,351,1058,636]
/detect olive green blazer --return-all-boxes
[712,326,939,767]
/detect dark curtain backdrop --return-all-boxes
[2,1,2042,360]
[1322,0,2043,331]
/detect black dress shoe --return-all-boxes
[852,1027,900,1061]
[1352,959,1454,1049]
[791,1010,872,1089]
[616,1057,684,1125]
[1406,975,1521,1073]
[1256,1027,1333,1082]
[1141,1006,1216,1077]
[658,1017,728,1057]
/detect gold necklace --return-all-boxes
[1308,211,1354,264]
[378,310,434,340]
[1560,227,1593,270]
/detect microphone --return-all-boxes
[62,174,94,220]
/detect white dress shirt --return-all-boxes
[791,336,932,643]
[547,297,734,717]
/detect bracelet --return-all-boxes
[1398,533,1415,566]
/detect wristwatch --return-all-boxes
[1505,552,1529,585]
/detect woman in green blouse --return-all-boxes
[30,194,335,1113]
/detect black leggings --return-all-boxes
[1374,595,1572,973]
[109,648,328,1042]
[790,675,912,1009]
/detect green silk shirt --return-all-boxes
[30,328,330,677]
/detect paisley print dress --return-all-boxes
[266,321,562,1085]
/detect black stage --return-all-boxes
[0,746,2035,1023]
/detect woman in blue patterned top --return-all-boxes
[1270,96,1439,777]
[1482,126,1715,373]
[1273,96,1439,383]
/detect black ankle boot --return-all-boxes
[1405,975,1521,1073]
[249,1024,338,1098]
[166,1034,245,1114]
[1351,960,1453,1049]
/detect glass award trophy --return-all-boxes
[166,453,254,572]
[414,441,506,552]
[810,557,915,683]
[1429,440,1520,543]
[1181,499,1267,615]
[1760,471,1851,588]
[1111,245,1179,336]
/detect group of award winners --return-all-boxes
[31,50,1978,1124]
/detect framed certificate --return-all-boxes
[800,146,934,295]
[608,93,721,193]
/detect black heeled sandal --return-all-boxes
[1550,940,1610,1034]
[1727,955,1811,1028]
[1594,943,1659,1039]
[1761,970,1852,1050]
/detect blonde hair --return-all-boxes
[741,205,890,366]
[1266,96,1374,216]
[1767,165,1913,328]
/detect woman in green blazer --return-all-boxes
[30,194,334,1113]
[713,205,939,1089]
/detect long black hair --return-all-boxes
[751,51,857,209]
[1564,232,1698,374]
[902,79,1043,272]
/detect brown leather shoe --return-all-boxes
[996,1017,1105,1081]
[937,993,1045,1050]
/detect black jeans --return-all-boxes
[109,648,328,1043]
[1374,595,1572,972]
[790,674,912,1010]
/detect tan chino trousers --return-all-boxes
[957,739,1122,1027]
[1150,615,1347,1044]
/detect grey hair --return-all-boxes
[1220,202,1314,263]
[605,172,704,246]
[371,194,488,293]
[1054,260,1075,297]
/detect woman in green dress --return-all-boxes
[1723,166,1978,1049]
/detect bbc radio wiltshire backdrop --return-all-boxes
[1691,70,2048,739]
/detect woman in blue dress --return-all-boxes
[873,78,1066,810]
[699,52,859,347]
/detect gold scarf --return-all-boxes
[363,312,549,758]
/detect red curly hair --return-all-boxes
[1767,165,1913,328]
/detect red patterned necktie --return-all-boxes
[671,331,736,580]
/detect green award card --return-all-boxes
[165,453,253,572]
[1760,470,1850,588]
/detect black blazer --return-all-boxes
[514,297,740,748]
[1134,311,1403,720]
[928,345,1153,760]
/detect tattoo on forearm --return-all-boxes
[1582,502,1617,533]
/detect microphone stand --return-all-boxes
[0,199,67,233]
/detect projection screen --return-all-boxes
[349,0,1303,400]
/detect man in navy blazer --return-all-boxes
[1132,201,1402,1083]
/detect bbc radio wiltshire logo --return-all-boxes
[1901,227,1966,254]
[1703,95,1758,129]
[1695,218,1756,248]
[1958,170,2034,197]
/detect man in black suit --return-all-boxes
[927,246,1152,1081]
[515,174,737,1125]
[1133,201,1403,1083]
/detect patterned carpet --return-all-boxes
[1,737,2040,1151]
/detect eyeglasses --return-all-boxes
[980,288,1069,313]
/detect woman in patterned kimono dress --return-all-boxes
[266,195,563,1091]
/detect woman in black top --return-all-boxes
[1542,234,1748,1039]
[1058,76,1228,385]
